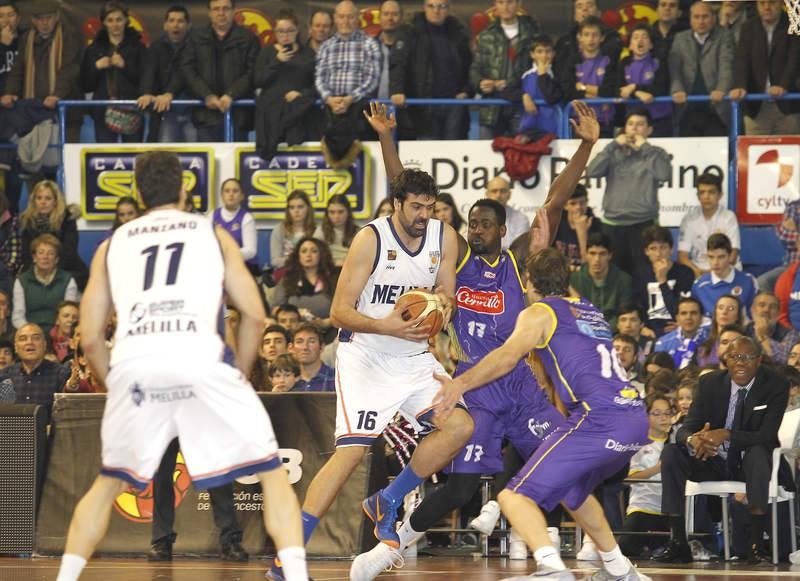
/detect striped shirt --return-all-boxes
[315,30,381,102]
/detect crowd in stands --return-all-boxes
[0,0,799,562]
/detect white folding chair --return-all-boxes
[685,408,800,563]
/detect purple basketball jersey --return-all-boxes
[212,207,256,265]
[535,296,644,413]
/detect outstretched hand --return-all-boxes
[570,101,600,144]
[363,101,397,137]
[432,372,463,423]
[529,207,551,255]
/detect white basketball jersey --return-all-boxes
[341,216,443,355]
[107,210,225,366]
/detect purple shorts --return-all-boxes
[447,364,565,475]
[506,407,650,511]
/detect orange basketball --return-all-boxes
[394,288,445,338]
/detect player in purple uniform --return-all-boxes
[349,101,601,580]
[434,251,651,580]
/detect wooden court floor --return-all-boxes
[2,556,800,580]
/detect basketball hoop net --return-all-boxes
[787,0,800,34]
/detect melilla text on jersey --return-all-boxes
[370,284,435,305]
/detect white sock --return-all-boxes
[599,545,630,577]
[277,546,308,581]
[533,545,566,571]
[56,554,87,581]
[397,517,424,550]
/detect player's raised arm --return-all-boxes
[330,226,429,342]
[433,304,555,420]
[364,102,404,181]
[79,241,114,385]
[216,226,267,377]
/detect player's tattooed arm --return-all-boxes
[363,102,403,181]
[80,241,114,385]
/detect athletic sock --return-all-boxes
[750,513,767,550]
[533,545,567,571]
[382,465,424,507]
[668,515,686,543]
[56,554,87,581]
[397,517,425,550]
[301,512,320,545]
[277,547,308,581]
[599,545,630,577]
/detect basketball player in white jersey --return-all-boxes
[56,152,308,581]
[266,160,472,580]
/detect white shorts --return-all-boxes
[334,342,451,446]
[100,357,280,490]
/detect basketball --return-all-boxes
[394,288,445,338]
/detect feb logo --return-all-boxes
[81,148,215,220]
[82,13,150,46]
[235,8,273,47]
[113,452,192,523]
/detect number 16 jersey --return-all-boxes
[107,209,226,367]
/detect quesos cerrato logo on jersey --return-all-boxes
[456,287,505,314]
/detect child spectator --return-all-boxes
[671,379,695,441]
[654,297,709,369]
[0,338,13,370]
[518,34,563,138]
[618,23,672,136]
[558,16,617,134]
[49,300,78,362]
[213,178,258,272]
[633,225,694,336]
[250,324,290,390]
[314,194,358,268]
[619,393,672,557]
[617,303,655,364]
[678,172,741,277]
[433,193,466,238]
[267,353,301,393]
[553,184,602,271]
[695,295,744,367]
[586,109,672,276]
[569,232,632,330]
[643,351,677,379]
[691,233,757,317]
[269,190,316,269]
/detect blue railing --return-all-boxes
[55,93,800,212]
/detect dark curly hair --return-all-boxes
[281,237,337,298]
[391,169,438,203]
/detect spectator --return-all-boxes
[0,289,13,342]
[267,353,301,393]
[249,324,290,390]
[652,0,688,62]
[569,232,632,330]
[617,303,655,364]
[655,337,790,565]
[137,5,195,143]
[0,337,12,369]
[774,258,800,331]
[654,296,709,369]
[212,178,257,272]
[254,9,316,162]
[392,0,472,139]
[618,393,672,557]
[19,180,87,289]
[289,323,335,392]
[314,194,358,269]
[373,197,394,219]
[274,304,301,333]
[12,234,78,333]
[81,1,147,143]
[49,299,77,362]
[101,196,141,243]
[789,341,800,369]
[269,190,316,269]
[518,34,563,138]
[762,198,800,293]
[471,0,539,138]
[709,323,746,369]
[730,0,800,136]
[787,364,800,410]
[678,172,741,277]
[669,1,735,136]
[0,191,20,297]
[0,0,20,94]
[552,183,601,271]
[306,9,333,54]
[433,193,466,238]
[618,23,672,137]
[695,294,744,367]
[266,237,337,331]
[747,291,797,363]
[0,0,82,143]
[558,15,618,134]
[670,379,695,438]
[643,350,678,378]
[181,0,259,142]
[586,108,672,276]
[613,333,641,379]
[691,233,757,317]
[554,0,622,81]
[315,1,381,141]
[717,0,748,43]
[485,176,529,249]
[633,225,695,336]
[376,1,414,140]
[0,322,68,417]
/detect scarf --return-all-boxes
[24,24,63,99]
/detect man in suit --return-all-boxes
[655,336,790,564]
[668,1,735,136]
[729,0,800,135]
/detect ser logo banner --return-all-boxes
[236,145,372,220]
[81,148,215,221]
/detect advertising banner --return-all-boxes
[399,137,729,228]
[736,136,800,225]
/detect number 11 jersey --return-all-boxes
[107,209,226,366]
